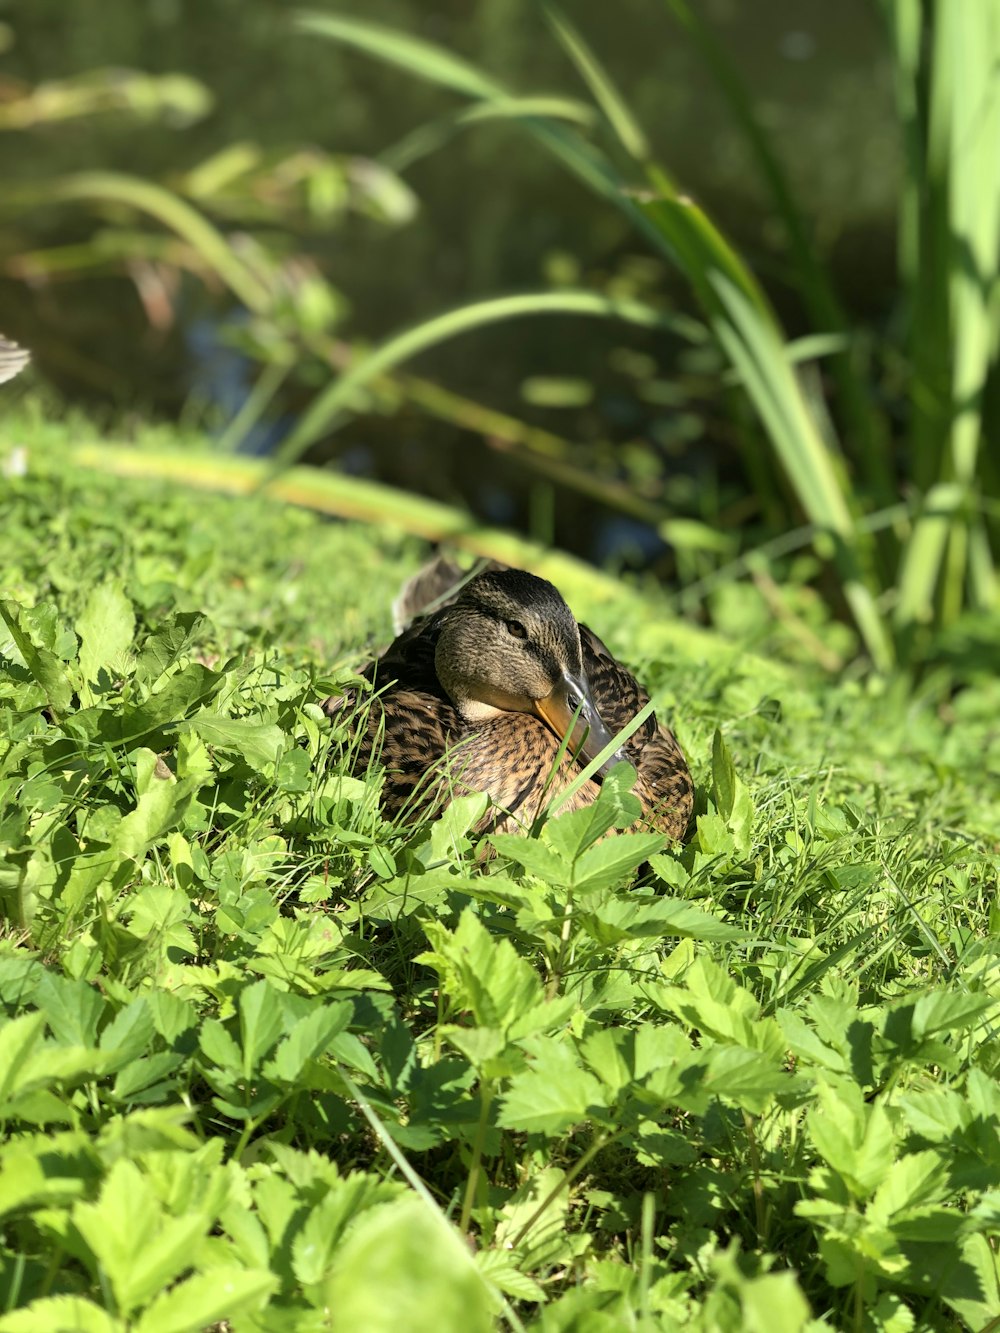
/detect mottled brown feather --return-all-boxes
[327,560,693,839]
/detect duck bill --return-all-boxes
[533,674,626,772]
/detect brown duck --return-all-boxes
[329,560,693,839]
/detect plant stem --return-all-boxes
[459,1080,493,1236]
[509,1131,613,1250]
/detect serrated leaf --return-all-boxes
[0,600,74,713]
[489,833,568,883]
[199,1019,242,1072]
[179,714,284,772]
[133,1266,275,1333]
[808,1082,895,1199]
[498,1040,605,1135]
[98,998,155,1071]
[421,909,544,1037]
[77,580,134,702]
[581,895,742,943]
[0,1295,122,1333]
[911,990,997,1040]
[34,974,105,1047]
[72,1158,212,1314]
[238,979,286,1077]
[571,831,665,893]
[263,1001,351,1084]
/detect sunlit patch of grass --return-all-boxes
[1,438,998,1330]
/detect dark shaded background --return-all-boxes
[1,0,900,569]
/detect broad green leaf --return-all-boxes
[911,990,997,1040]
[291,1174,403,1287]
[34,973,105,1047]
[114,750,188,862]
[808,1082,895,1199]
[199,1019,242,1073]
[98,998,155,1070]
[133,1267,276,1333]
[489,834,568,884]
[0,1140,91,1218]
[179,714,284,772]
[581,895,742,944]
[263,1001,351,1084]
[499,1038,605,1135]
[0,1296,122,1333]
[421,909,545,1036]
[72,1158,212,1314]
[571,831,666,893]
[323,1196,492,1333]
[238,979,286,1077]
[76,580,134,702]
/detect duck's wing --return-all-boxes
[579,624,693,839]
[0,336,30,385]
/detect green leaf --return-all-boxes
[238,979,286,1077]
[34,973,105,1047]
[133,1267,276,1333]
[179,714,284,772]
[0,600,74,713]
[199,1019,242,1073]
[295,10,507,100]
[0,1296,122,1333]
[98,998,155,1070]
[571,831,666,893]
[911,990,997,1040]
[807,1082,895,1199]
[499,1038,605,1135]
[489,834,568,884]
[420,908,545,1037]
[323,1196,493,1333]
[114,750,189,862]
[263,1001,351,1084]
[71,1159,212,1314]
[711,727,737,820]
[76,580,134,702]
[581,895,743,944]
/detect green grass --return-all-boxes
[1,419,999,1332]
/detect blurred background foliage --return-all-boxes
[2,0,998,678]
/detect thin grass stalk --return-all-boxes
[663,0,894,505]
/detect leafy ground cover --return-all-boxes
[1,423,999,1332]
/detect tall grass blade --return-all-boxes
[895,1,1000,631]
[382,97,596,173]
[543,3,650,162]
[664,0,892,500]
[294,11,506,99]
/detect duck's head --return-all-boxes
[434,569,624,768]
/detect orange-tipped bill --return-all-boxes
[533,673,625,772]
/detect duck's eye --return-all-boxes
[505,619,528,639]
[567,692,582,713]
